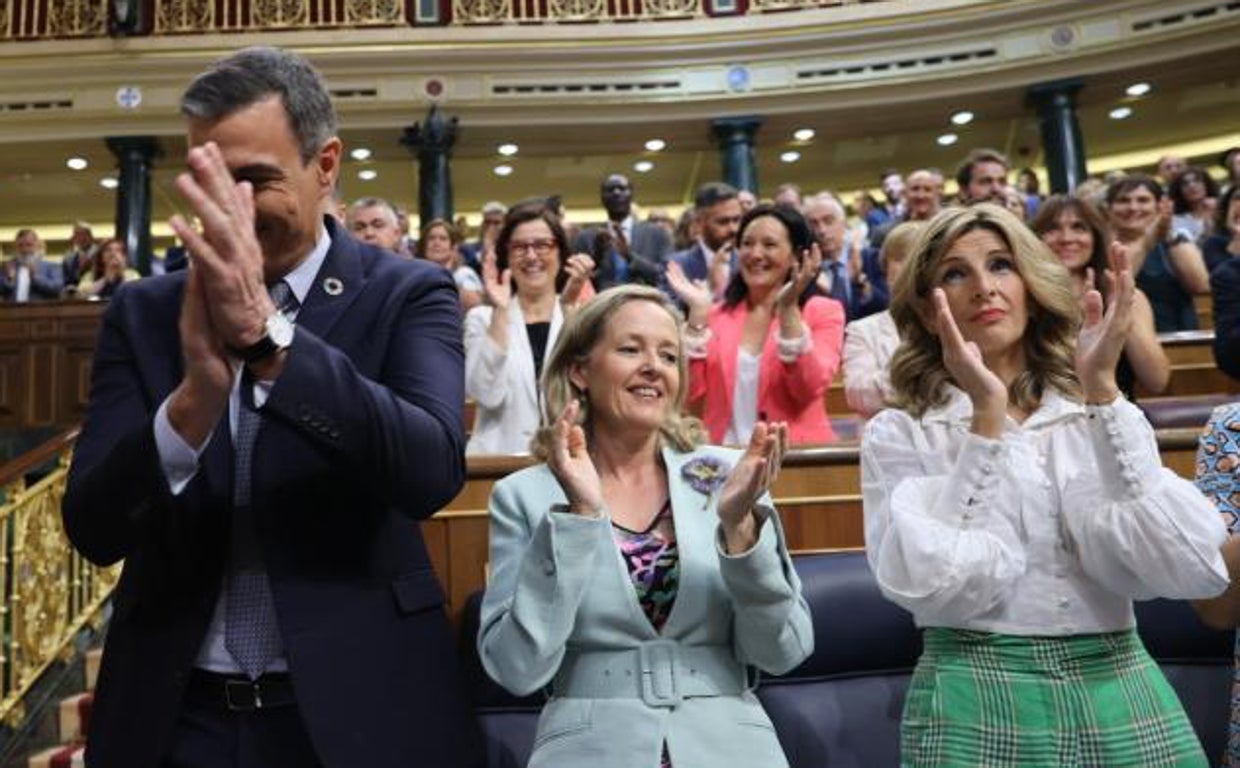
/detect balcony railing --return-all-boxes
[0,429,116,727]
[0,0,881,36]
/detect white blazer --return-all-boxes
[464,300,564,455]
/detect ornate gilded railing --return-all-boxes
[0,0,107,39]
[0,0,908,36]
[0,430,117,728]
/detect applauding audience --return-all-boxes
[668,204,845,445]
[75,238,140,299]
[1031,195,1169,397]
[465,202,593,454]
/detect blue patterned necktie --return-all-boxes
[225,280,297,680]
[829,259,851,308]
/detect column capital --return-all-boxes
[400,105,458,157]
[711,116,763,146]
[106,135,162,161]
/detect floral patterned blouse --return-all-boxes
[613,499,679,768]
[1196,402,1240,766]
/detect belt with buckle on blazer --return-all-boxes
[553,640,749,708]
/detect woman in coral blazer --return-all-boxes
[669,204,845,445]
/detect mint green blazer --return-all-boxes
[477,444,813,768]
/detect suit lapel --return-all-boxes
[658,446,709,638]
[292,224,365,341]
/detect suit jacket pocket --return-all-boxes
[391,569,446,615]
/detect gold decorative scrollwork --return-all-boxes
[251,0,307,28]
[0,0,11,38]
[546,0,604,21]
[0,445,116,727]
[45,0,107,36]
[641,0,697,17]
[453,0,512,23]
[347,0,404,24]
[155,0,213,33]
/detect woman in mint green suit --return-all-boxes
[477,284,813,768]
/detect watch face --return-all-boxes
[266,312,295,348]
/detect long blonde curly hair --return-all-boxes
[531,285,705,459]
[887,204,1081,417]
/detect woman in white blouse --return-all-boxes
[842,222,921,418]
[465,202,593,454]
[862,204,1228,767]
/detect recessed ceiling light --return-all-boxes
[1125,82,1151,97]
[1109,106,1133,120]
[497,143,519,157]
[633,160,655,173]
[793,128,815,142]
[936,133,959,146]
[99,177,119,189]
[350,148,372,161]
[358,169,378,181]
[644,139,667,153]
[66,157,88,170]
[779,151,801,164]
[494,164,514,177]
[950,111,974,126]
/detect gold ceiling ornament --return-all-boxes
[155,0,214,33]
[346,0,404,24]
[0,0,10,38]
[45,0,107,36]
[453,0,512,24]
[250,0,307,28]
[0,446,117,729]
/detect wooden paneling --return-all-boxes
[0,301,105,429]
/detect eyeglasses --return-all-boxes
[508,239,557,257]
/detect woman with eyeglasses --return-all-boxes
[465,202,595,454]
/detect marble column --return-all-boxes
[1028,79,1088,194]
[106,136,160,275]
[400,105,458,227]
[711,116,762,195]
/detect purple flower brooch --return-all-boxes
[682,456,732,495]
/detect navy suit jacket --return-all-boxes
[63,218,480,768]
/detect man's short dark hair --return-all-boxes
[180,46,337,165]
[954,148,1010,191]
[694,182,739,211]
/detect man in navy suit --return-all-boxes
[668,182,741,302]
[62,47,478,768]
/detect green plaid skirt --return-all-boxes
[901,628,1208,767]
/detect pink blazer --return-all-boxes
[688,296,845,445]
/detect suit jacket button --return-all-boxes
[542,558,555,576]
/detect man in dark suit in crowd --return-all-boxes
[574,173,672,290]
[669,181,742,301]
[62,47,478,768]
[1,228,64,301]
[804,193,885,321]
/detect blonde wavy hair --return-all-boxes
[530,285,705,459]
[887,204,1081,417]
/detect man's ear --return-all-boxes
[316,137,343,192]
